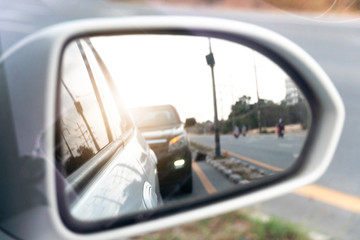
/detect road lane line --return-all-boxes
[192,162,217,194]
[226,151,284,172]
[294,184,360,214]
[224,148,360,213]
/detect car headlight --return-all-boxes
[168,134,187,152]
[173,159,186,169]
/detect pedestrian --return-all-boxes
[233,125,239,138]
[241,124,247,136]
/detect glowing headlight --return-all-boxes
[168,134,187,152]
[174,159,185,169]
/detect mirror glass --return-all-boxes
[56,34,310,222]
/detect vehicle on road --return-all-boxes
[130,105,195,195]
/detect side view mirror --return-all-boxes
[0,16,344,240]
[184,118,197,128]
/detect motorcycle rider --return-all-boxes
[277,118,285,138]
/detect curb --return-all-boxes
[205,157,271,184]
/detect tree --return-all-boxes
[221,95,310,134]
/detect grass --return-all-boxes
[250,217,308,240]
[135,211,309,240]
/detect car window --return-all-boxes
[131,106,181,128]
[79,39,125,139]
[59,41,113,175]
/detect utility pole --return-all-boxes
[253,50,262,134]
[61,80,100,151]
[206,38,221,157]
[77,122,90,148]
[231,80,236,129]
[61,120,74,160]
[219,83,224,121]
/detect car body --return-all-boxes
[57,38,162,220]
[130,105,193,195]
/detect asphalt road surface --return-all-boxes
[162,156,236,203]
[191,133,306,171]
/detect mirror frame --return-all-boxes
[55,24,325,233]
[7,16,340,238]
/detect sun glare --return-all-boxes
[91,35,288,122]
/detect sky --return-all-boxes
[91,34,290,122]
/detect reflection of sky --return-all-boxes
[61,41,110,159]
[92,35,288,122]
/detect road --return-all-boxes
[191,133,306,171]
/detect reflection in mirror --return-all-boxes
[57,34,310,222]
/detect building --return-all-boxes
[284,78,303,105]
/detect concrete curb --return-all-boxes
[205,157,270,184]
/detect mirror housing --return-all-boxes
[0,16,344,240]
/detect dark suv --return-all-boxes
[130,105,195,195]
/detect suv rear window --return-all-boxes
[130,105,181,129]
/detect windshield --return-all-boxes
[130,105,181,129]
